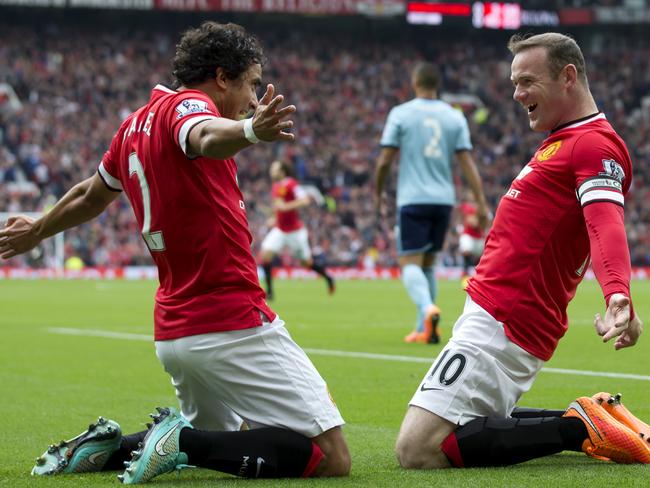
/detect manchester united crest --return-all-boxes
[536,141,562,161]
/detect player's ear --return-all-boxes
[563,64,578,88]
[215,67,229,90]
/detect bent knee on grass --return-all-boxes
[396,406,454,469]
[395,437,449,469]
[316,450,351,477]
[313,427,351,477]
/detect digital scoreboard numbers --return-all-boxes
[472,2,521,30]
[407,2,559,28]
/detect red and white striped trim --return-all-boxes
[580,189,624,206]
[178,115,218,155]
[153,84,176,94]
[577,177,623,206]
[98,161,123,191]
[557,113,606,133]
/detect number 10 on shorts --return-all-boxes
[420,349,467,391]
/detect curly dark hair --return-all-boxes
[172,21,265,87]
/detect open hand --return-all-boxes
[0,215,39,259]
[252,84,297,142]
[594,293,642,350]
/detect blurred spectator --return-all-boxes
[1,15,649,268]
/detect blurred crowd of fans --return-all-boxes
[1,19,649,269]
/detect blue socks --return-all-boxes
[423,266,437,303]
[401,264,433,332]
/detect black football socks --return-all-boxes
[263,262,274,300]
[511,407,565,418]
[103,431,147,471]
[179,427,323,478]
[311,263,334,291]
[441,416,588,467]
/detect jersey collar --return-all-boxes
[550,112,605,134]
[153,84,176,94]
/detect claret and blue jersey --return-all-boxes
[380,98,472,208]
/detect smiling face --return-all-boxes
[220,63,262,120]
[510,47,570,132]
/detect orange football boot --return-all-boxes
[403,331,429,343]
[404,330,420,343]
[563,397,650,464]
[592,392,650,446]
[423,305,441,344]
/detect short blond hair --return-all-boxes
[508,32,588,85]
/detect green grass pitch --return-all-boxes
[1,278,649,487]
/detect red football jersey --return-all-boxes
[459,202,483,239]
[272,177,304,232]
[466,113,632,360]
[98,85,275,340]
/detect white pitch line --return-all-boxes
[49,327,150,341]
[46,327,650,382]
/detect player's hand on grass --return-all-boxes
[594,293,642,349]
[0,215,39,259]
[252,84,296,142]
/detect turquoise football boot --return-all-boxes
[32,417,121,475]
[119,407,193,484]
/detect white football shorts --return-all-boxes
[458,233,484,256]
[409,296,544,426]
[260,227,311,261]
[155,316,344,437]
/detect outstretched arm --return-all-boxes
[584,201,641,349]
[187,84,296,160]
[0,173,118,259]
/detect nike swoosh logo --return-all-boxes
[256,457,265,478]
[155,424,179,456]
[88,451,107,466]
[420,385,443,392]
[569,401,601,440]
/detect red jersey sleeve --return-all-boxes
[285,178,297,200]
[98,129,124,192]
[583,202,633,314]
[572,131,634,312]
[168,93,220,157]
[572,131,630,208]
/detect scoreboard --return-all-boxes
[407,1,560,29]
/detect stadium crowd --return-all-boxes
[1,17,649,268]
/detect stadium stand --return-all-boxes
[1,9,649,269]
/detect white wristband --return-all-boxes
[243,118,260,144]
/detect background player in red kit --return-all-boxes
[394,32,649,469]
[261,159,334,300]
[457,194,486,289]
[0,22,350,483]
